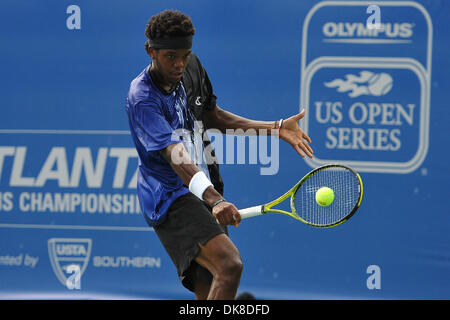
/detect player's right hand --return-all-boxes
[212,201,241,227]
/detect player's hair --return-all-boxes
[145,10,195,51]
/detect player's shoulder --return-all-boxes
[186,52,205,73]
[128,67,150,98]
[127,67,160,108]
[188,52,200,64]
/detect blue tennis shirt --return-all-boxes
[126,66,210,226]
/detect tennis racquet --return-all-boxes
[238,164,363,228]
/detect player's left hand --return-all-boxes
[279,109,314,158]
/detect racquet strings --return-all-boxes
[293,167,360,226]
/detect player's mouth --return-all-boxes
[171,72,183,80]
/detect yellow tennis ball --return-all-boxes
[315,187,335,206]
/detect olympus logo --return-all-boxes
[322,22,414,39]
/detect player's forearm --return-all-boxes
[160,143,198,184]
[160,143,223,206]
[204,105,278,135]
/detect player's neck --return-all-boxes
[149,63,178,94]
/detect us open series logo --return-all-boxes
[300,1,432,173]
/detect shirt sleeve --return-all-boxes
[198,56,217,111]
[189,54,217,111]
[132,101,181,152]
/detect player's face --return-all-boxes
[149,48,191,87]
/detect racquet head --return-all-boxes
[288,164,363,228]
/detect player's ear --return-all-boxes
[145,42,155,59]
[146,45,156,59]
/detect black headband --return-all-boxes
[147,35,193,49]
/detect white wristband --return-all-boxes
[189,171,213,200]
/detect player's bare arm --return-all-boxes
[204,106,314,158]
[159,143,241,227]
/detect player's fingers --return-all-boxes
[302,131,312,144]
[298,141,313,158]
[297,141,313,158]
[212,208,226,225]
[226,213,235,226]
[304,141,314,155]
[294,144,306,158]
[216,207,236,226]
[217,214,230,226]
[233,211,241,227]
[295,109,306,120]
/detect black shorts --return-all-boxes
[154,192,227,292]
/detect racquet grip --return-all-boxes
[239,205,263,219]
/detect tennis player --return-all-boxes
[126,10,313,300]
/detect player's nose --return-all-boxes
[173,57,186,70]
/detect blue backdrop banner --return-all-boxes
[0,0,449,299]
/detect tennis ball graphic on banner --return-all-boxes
[367,72,393,96]
[315,187,335,206]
